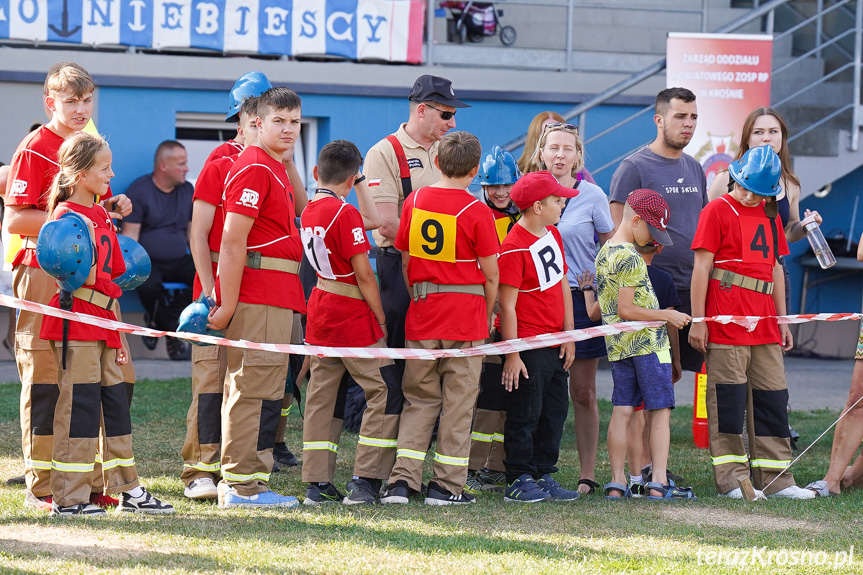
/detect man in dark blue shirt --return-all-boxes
[123,140,195,360]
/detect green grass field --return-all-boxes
[0,377,861,574]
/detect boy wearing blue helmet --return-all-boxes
[465,146,519,494]
[690,145,814,500]
[206,71,272,163]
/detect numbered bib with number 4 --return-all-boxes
[739,216,776,265]
[300,228,336,279]
[409,208,457,262]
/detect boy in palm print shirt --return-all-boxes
[596,189,692,499]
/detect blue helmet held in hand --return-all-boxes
[477,146,520,187]
[728,145,783,197]
[177,295,223,346]
[36,211,94,293]
[114,235,151,290]
[226,71,273,122]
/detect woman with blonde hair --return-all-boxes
[528,122,614,494]
[519,111,596,184]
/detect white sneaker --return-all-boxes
[719,487,766,499]
[769,485,816,499]
[185,478,218,500]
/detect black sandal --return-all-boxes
[577,478,601,494]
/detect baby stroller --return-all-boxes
[441,1,517,46]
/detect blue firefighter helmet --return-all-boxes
[114,235,151,290]
[477,146,520,187]
[36,211,94,293]
[728,145,783,197]
[177,294,223,346]
[226,71,273,122]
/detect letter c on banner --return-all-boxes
[327,11,353,42]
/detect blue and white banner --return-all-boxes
[0,0,425,63]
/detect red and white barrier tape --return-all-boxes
[1,293,859,360]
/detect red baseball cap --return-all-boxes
[627,188,672,246]
[509,171,579,211]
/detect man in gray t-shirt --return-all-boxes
[609,87,707,372]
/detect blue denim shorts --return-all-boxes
[571,288,606,359]
[610,350,675,410]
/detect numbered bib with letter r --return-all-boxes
[739,216,776,265]
[409,208,457,263]
[300,228,336,279]
[529,231,564,291]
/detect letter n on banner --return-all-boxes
[223,0,257,52]
[291,0,324,56]
[120,0,153,47]
[258,0,291,56]
[152,0,191,49]
[83,0,121,46]
[190,0,224,50]
[11,0,48,42]
[325,0,357,59]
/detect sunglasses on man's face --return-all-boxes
[543,122,578,134]
[425,103,456,121]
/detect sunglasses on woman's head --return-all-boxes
[543,122,578,134]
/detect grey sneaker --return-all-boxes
[50,502,106,517]
[303,483,345,505]
[184,477,218,500]
[380,481,413,505]
[344,478,378,505]
[425,482,475,506]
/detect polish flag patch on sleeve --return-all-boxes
[368,179,381,187]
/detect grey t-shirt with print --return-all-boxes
[609,146,708,289]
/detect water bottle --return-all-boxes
[804,220,837,269]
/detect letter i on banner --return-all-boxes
[11,0,48,41]
[356,0,391,61]
[291,0,324,56]
[223,0,257,52]
[120,0,153,47]
[258,0,292,56]
[82,0,121,46]
[190,0,224,50]
[152,0,192,49]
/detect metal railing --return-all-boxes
[426,0,709,70]
[502,0,863,174]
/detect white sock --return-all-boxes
[126,486,144,498]
[630,475,644,484]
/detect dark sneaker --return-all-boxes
[273,442,299,467]
[50,502,106,517]
[344,478,378,505]
[89,493,119,508]
[272,461,281,473]
[536,474,580,501]
[5,474,25,486]
[641,463,685,486]
[504,475,551,503]
[629,482,646,498]
[303,483,345,505]
[425,482,475,506]
[166,337,191,361]
[380,481,413,505]
[116,488,175,514]
[464,471,485,495]
[477,469,507,492]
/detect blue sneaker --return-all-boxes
[536,474,580,501]
[504,474,551,503]
[220,487,299,509]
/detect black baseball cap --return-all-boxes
[409,75,470,108]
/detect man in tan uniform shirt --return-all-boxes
[363,75,469,353]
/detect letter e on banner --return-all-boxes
[529,231,564,291]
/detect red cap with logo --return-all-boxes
[509,171,579,211]
[627,188,672,246]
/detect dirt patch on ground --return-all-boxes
[661,506,821,532]
[0,523,155,561]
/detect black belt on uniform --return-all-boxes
[377,247,401,256]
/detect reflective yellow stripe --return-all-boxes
[433,452,469,466]
[101,457,135,471]
[303,441,338,453]
[222,470,271,482]
[397,449,426,460]
[281,408,290,417]
[470,431,493,443]
[750,458,790,469]
[94,453,103,463]
[357,435,397,448]
[711,454,749,466]
[26,458,52,470]
[52,460,96,473]
[183,461,221,472]
[492,433,504,443]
